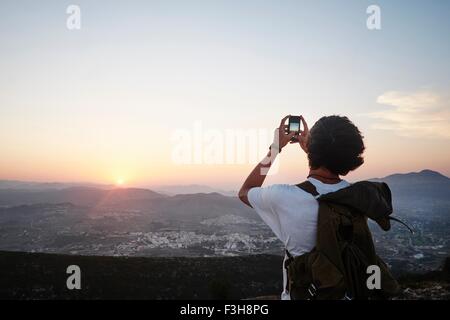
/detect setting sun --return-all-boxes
[115,178,125,187]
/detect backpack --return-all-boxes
[284,180,402,300]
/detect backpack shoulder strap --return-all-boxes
[296,180,319,197]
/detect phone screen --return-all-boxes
[289,122,300,132]
[288,116,301,133]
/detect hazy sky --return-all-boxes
[1,0,449,189]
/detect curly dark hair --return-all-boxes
[307,115,365,176]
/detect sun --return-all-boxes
[115,178,125,187]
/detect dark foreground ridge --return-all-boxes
[0,251,448,300]
[0,250,281,299]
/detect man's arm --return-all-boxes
[238,115,296,207]
[238,148,277,207]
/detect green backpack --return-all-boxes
[285,180,404,300]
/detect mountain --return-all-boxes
[0,187,166,207]
[371,170,450,211]
[152,192,255,221]
[154,184,236,197]
[373,169,450,185]
[156,170,450,199]
[0,187,255,221]
[370,169,450,201]
[0,169,448,271]
[371,169,450,187]
[1,169,447,204]
[0,180,112,191]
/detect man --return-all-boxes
[238,115,365,300]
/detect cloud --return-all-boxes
[369,90,450,139]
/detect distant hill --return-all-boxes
[371,169,449,186]
[0,187,166,207]
[154,184,236,197]
[154,192,256,221]
[0,186,257,222]
[0,180,112,191]
[0,169,447,220]
[370,169,450,200]
[0,251,448,300]
[0,170,448,280]
[1,169,448,206]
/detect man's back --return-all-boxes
[247,177,350,299]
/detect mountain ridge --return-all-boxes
[1,168,448,196]
[371,169,449,183]
[1,169,449,207]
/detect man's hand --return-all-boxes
[238,115,308,207]
[290,116,309,153]
[272,115,296,152]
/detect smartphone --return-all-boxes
[288,116,302,133]
[287,116,302,142]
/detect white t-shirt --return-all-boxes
[247,177,350,300]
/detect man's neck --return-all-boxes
[308,167,341,184]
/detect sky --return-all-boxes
[0,0,449,189]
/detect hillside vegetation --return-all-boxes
[0,251,448,300]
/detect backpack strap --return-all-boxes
[284,181,320,297]
[389,216,414,234]
[284,250,293,292]
[296,180,319,197]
